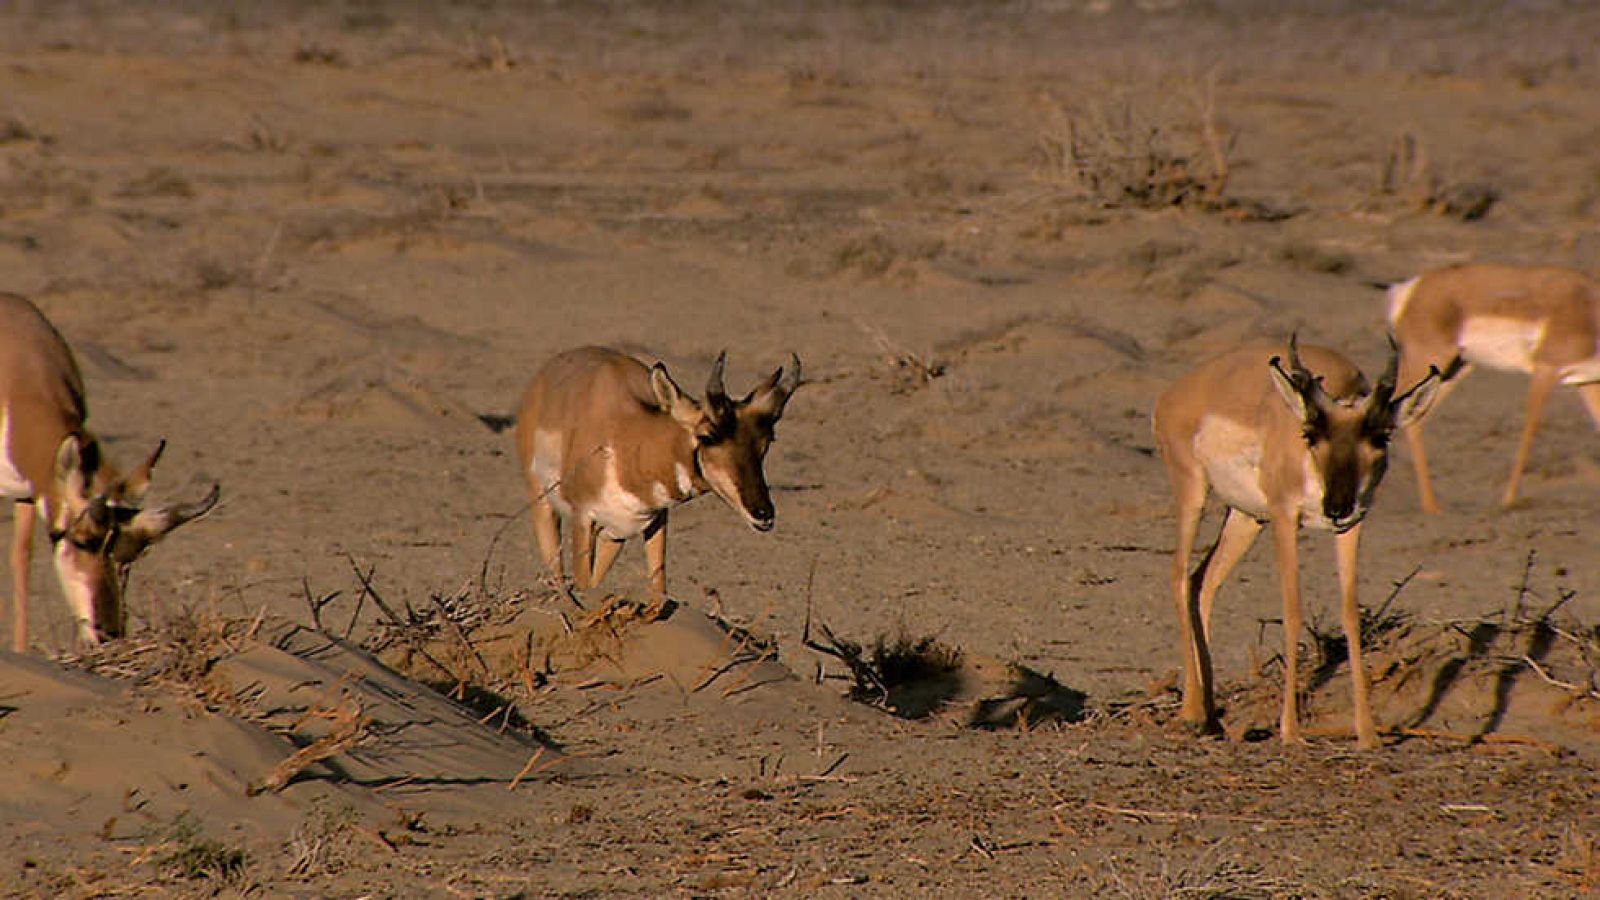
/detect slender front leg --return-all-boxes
[530,495,564,584]
[1402,422,1440,515]
[1336,524,1378,748]
[11,501,35,654]
[642,513,668,619]
[590,534,625,589]
[571,515,598,590]
[1271,511,1305,745]
[1504,365,1560,507]
[1578,382,1600,432]
[1168,471,1212,731]
[1194,508,1264,645]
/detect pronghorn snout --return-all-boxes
[749,501,775,532]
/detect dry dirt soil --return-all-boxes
[3,2,1600,897]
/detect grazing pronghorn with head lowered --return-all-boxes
[514,346,800,617]
[1,292,219,652]
[1153,336,1449,747]
[1388,262,1600,512]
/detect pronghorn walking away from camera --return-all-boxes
[1,292,219,652]
[1388,262,1600,512]
[1153,336,1449,747]
[514,347,800,618]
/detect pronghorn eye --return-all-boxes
[1302,429,1323,446]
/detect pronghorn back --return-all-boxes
[515,347,695,526]
[1389,263,1600,381]
[0,293,91,498]
[1386,262,1600,511]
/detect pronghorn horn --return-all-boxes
[1368,334,1401,410]
[124,439,167,499]
[779,352,802,396]
[706,350,730,405]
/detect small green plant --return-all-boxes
[151,813,249,883]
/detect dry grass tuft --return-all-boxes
[1036,71,1234,212]
[1377,130,1500,221]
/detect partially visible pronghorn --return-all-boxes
[514,347,800,617]
[1388,262,1600,512]
[1153,336,1449,747]
[2,292,219,652]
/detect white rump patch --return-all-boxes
[0,407,33,499]
[1194,416,1270,519]
[1459,316,1543,374]
[1386,276,1420,325]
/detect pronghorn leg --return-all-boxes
[530,495,564,583]
[1168,466,1214,731]
[10,501,34,654]
[571,516,598,591]
[590,534,625,589]
[1194,508,1263,646]
[1578,382,1600,431]
[642,514,668,619]
[1503,365,1560,507]
[1335,524,1378,749]
[1270,510,1305,745]
[1397,354,1460,515]
[1403,423,1441,515]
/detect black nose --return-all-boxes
[751,505,775,531]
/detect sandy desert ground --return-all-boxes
[2,1,1600,896]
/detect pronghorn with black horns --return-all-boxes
[1,292,219,652]
[1153,335,1450,747]
[514,347,800,618]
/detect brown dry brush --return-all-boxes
[69,601,265,717]
[249,693,372,796]
[1232,557,1600,736]
[1037,71,1236,212]
[1377,129,1499,221]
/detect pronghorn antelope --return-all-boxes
[1388,262,1600,512]
[514,346,800,617]
[1,292,219,652]
[1153,336,1448,747]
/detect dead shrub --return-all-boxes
[115,166,193,200]
[1037,70,1234,212]
[137,812,250,886]
[1377,130,1500,221]
[1276,240,1353,276]
[608,88,692,124]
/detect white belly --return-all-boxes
[1560,354,1600,386]
[1459,316,1542,374]
[1194,416,1270,520]
[0,408,35,499]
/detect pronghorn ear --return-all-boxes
[1390,363,1451,429]
[1267,356,1314,423]
[53,435,94,505]
[122,439,166,504]
[649,363,705,429]
[747,353,801,420]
